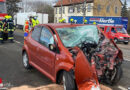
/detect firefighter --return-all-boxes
[6,15,15,43]
[0,21,4,44]
[59,18,66,23]
[2,15,10,41]
[84,19,87,24]
[31,15,39,28]
[24,19,29,39]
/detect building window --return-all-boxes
[106,5,110,13]
[59,7,62,14]
[77,5,80,13]
[55,17,57,23]
[63,7,65,14]
[97,4,101,12]
[115,7,118,14]
[87,4,91,12]
[56,8,57,14]
[68,7,75,13]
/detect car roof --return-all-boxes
[39,23,94,29]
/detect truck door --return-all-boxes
[111,27,117,39]
[105,27,111,38]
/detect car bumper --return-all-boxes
[118,39,130,42]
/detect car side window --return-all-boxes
[106,27,110,32]
[40,27,54,48]
[111,28,116,33]
[31,26,41,42]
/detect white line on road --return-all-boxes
[124,59,130,61]
[14,40,23,45]
[118,86,127,90]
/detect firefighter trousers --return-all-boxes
[0,31,3,43]
[8,31,14,42]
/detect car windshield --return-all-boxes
[0,2,7,13]
[56,25,99,47]
[116,27,127,34]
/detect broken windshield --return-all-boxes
[56,25,99,47]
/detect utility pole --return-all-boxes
[60,0,63,19]
[83,0,86,24]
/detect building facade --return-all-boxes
[54,0,122,23]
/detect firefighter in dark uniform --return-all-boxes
[0,21,4,44]
[7,16,15,43]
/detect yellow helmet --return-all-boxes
[84,19,87,23]
[5,15,12,19]
[93,22,96,25]
[70,18,74,22]
[59,19,62,23]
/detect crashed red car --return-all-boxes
[22,24,123,89]
[22,24,100,90]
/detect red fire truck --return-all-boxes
[0,0,7,20]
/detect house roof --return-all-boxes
[54,0,122,7]
[54,0,94,7]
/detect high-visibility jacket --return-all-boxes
[0,21,3,32]
[31,19,39,27]
[7,19,15,32]
[24,20,29,33]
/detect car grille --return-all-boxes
[124,37,129,40]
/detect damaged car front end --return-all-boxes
[56,25,123,89]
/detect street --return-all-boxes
[0,30,130,90]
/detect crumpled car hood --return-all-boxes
[74,49,99,89]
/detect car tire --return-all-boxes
[22,52,32,69]
[62,71,76,90]
[114,38,118,43]
[112,66,123,85]
[123,42,129,45]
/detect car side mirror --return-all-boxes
[49,44,56,51]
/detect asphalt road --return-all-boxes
[0,30,130,90]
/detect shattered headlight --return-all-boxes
[91,85,101,90]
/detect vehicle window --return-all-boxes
[100,27,104,31]
[116,27,127,34]
[56,25,99,47]
[31,26,41,42]
[106,27,110,32]
[111,28,117,33]
[40,27,54,48]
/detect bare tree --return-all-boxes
[25,1,54,23]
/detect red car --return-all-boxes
[22,24,100,90]
[102,26,130,44]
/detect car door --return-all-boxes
[105,27,111,38]
[36,26,56,76]
[28,26,42,64]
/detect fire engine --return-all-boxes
[0,0,7,20]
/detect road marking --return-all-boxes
[14,40,23,45]
[118,86,127,90]
[124,59,130,61]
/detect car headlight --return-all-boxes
[91,85,101,90]
[119,37,123,39]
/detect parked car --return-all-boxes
[22,24,100,90]
[100,26,130,44]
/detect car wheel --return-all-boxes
[114,38,118,43]
[112,66,123,85]
[62,71,76,90]
[123,42,129,45]
[22,52,32,69]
